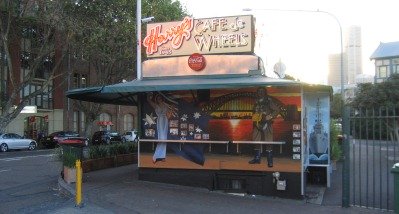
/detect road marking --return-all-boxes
[0,154,54,162]
[0,169,11,173]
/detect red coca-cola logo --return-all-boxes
[188,53,206,71]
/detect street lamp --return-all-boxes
[243,8,348,208]
[136,0,155,80]
[243,8,344,98]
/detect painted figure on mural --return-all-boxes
[249,87,285,166]
[147,92,178,163]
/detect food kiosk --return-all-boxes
[67,15,332,199]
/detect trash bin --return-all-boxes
[391,163,399,214]
[61,144,83,160]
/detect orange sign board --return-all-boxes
[143,15,255,58]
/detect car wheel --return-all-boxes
[0,143,8,152]
[28,142,36,150]
[122,138,126,143]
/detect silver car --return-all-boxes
[0,133,37,152]
[122,130,138,143]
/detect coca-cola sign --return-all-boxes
[188,53,206,71]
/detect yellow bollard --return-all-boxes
[75,159,82,207]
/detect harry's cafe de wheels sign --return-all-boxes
[143,15,255,71]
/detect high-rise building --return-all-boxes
[327,53,342,87]
[345,26,363,84]
[328,26,363,89]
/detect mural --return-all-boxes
[305,94,330,165]
[140,86,302,170]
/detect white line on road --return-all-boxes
[0,169,11,173]
[0,154,54,162]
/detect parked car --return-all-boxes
[0,133,37,152]
[42,131,88,148]
[122,130,138,143]
[91,131,122,145]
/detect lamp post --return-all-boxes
[243,8,344,97]
[243,8,349,207]
[136,0,142,80]
[136,0,155,80]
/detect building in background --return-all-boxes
[0,2,137,140]
[370,41,399,83]
[345,26,363,85]
[328,26,366,94]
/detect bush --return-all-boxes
[89,145,108,159]
[127,142,137,153]
[109,143,128,156]
[63,151,78,168]
[88,143,137,160]
[330,120,343,161]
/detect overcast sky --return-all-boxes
[179,0,399,84]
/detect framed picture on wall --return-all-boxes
[194,134,202,140]
[170,128,179,135]
[170,120,179,128]
[293,132,301,138]
[188,124,195,132]
[293,124,301,130]
[145,129,155,137]
[180,123,188,129]
[293,139,301,145]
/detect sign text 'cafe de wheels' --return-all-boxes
[66,15,332,199]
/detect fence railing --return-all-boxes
[348,106,398,211]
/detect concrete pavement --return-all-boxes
[56,164,387,214]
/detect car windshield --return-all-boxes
[65,132,79,137]
[109,132,119,136]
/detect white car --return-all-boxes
[0,133,37,152]
[122,130,138,143]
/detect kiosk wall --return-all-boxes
[138,86,304,198]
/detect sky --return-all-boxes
[179,0,399,84]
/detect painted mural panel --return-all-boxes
[140,86,302,172]
[303,93,330,166]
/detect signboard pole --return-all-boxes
[136,0,142,80]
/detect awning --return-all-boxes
[66,74,324,106]
[97,121,114,126]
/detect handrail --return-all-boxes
[232,141,285,145]
[139,139,228,144]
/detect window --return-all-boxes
[123,114,134,131]
[73,73,80,88]
[73,111,86,133]
[21,84,53,109]
[394,65,399,74]
[378,66,387,78]
[80,112,85,133]
[392,58,399,75]
[99,113,111,121]
[73,73,88,88]
[81,74,87,88]
[73,111,78,132]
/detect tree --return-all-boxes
[0,0,70,133]
[350,74,399,142]
[63,0,187,137]
[351,74,399,108]
[330,93,343,119]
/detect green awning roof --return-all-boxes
[66,74,330,105]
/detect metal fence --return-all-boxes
[349,107,399,211]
